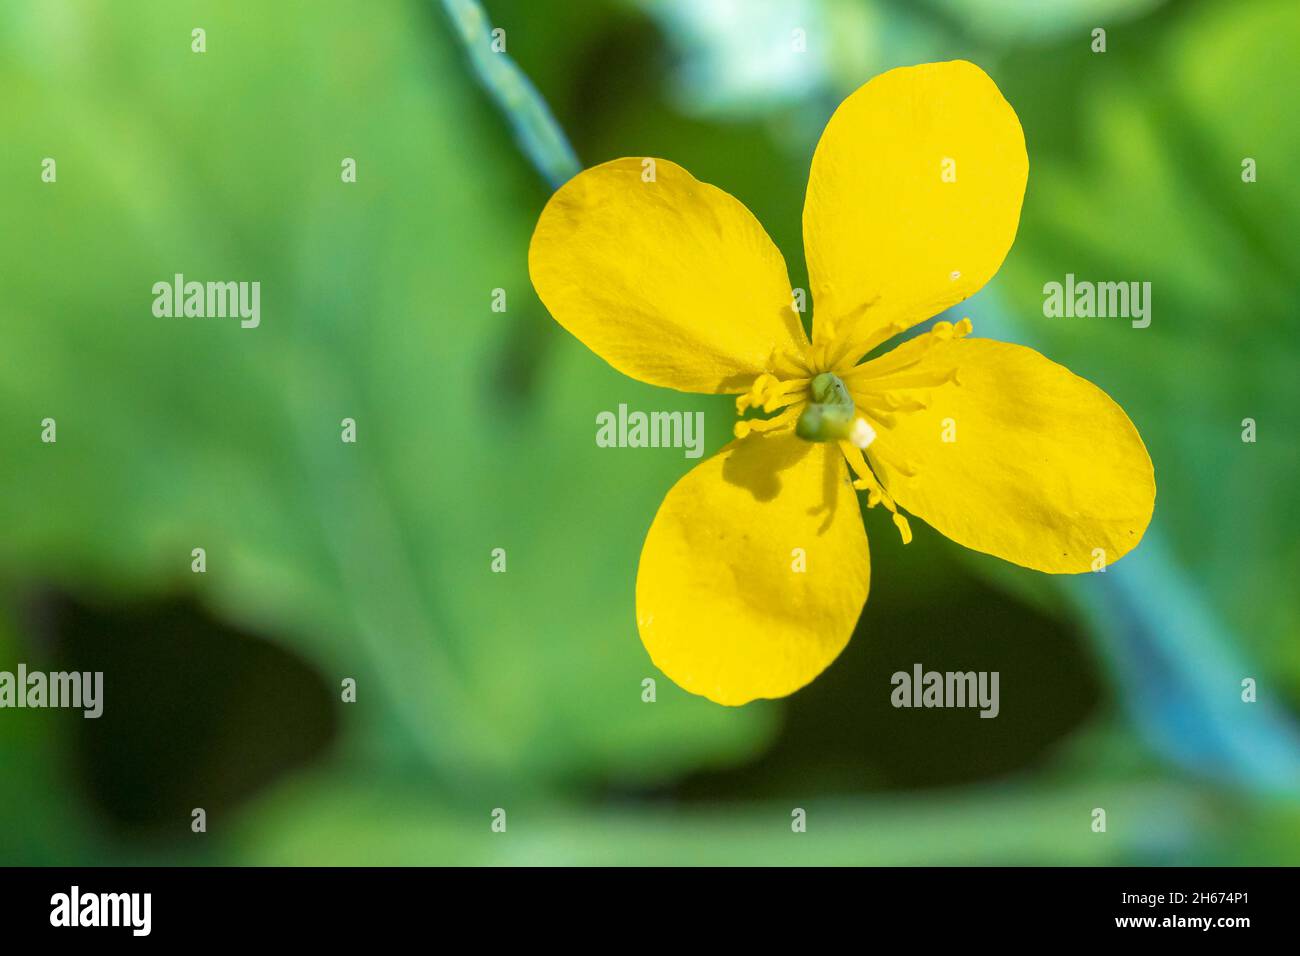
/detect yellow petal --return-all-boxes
[803,61,1028,365]
[529,157,809,393]
[853,336,1154,573]
[636,431,869,705]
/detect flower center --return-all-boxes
[795,372,872,448]
[731,318,973,546]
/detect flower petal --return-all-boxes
[529,157,809,393]
[803,61,1028,365]
[636,431,869,705]
[855,336,1154,573]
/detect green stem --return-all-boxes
[438,0,582,189]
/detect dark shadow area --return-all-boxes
[20,590,337,838]
[632,518,1103,802]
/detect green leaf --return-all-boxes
[0,0,768,804]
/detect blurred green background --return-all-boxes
[1,0,1297,865]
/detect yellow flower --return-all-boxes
[528,61,1155,706]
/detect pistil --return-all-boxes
[795,372,870,446]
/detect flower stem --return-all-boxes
[438,0,582,189]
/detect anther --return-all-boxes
[892,513,913,544]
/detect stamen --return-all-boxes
[864,409,896,429]
[837,440,914,544]
[844,315,974,384]
[806,343,833,373]
[933,316,973,340]
[818,316,838,345]
[867,435,919,477]
[822,295,888,367]
[892,513,913,544]
[842,317,971,424]
[862,393,930,413]
[736,373,808,416]
[852,367,958,394]
[733,404,800,439]
[775,345,815,378]
[839,442,891,503]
